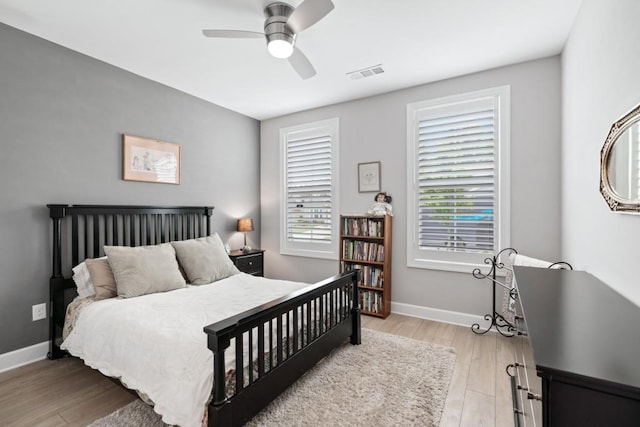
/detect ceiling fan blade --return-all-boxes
[288,46,317,80]
[202,29,264,39]
[287,0,334,33]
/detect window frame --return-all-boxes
[279,117,340,260]
[406,86,511,273]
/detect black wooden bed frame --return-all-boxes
[48,204,361,427]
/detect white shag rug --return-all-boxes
[89,329,456,427]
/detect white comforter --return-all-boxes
[61,273,309,427]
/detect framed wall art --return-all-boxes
[358,161,381,192]
[122,134,181,184]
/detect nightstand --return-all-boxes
[228,249,264,277]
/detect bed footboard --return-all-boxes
[204,270,360,427]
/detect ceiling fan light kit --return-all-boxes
[202,0,334,79]
[265,2,295,58]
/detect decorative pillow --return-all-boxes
[104,243,186,298]
[170,233,240,285]
[71,261,96,298]
[85,257,117,300]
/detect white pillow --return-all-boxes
[72,261,97,298]
[512,253,554,268]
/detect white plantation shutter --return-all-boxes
[286,134,332,242]
[407,87,510,272]
[280,118,339,259]
[417,103,495,253]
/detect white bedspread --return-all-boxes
[61,273,309,427]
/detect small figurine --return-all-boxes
[368,192,393,216]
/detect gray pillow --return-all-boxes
[85,257,117,300]
[171,233,240,285]
[104,243,186,298]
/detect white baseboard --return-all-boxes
[0,341,49,374]
[391,301,486,328]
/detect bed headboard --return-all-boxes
[47,204,214,358]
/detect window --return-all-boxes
[406,86,510,273]
[280,118,339,259]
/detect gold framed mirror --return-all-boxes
[600,103,640,212]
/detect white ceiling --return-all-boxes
[0,0,583,120]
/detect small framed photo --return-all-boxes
[358,161,381,193]
[122,134,181,184]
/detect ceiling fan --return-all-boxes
[202,0,334,79]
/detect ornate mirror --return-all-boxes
[600,103,640,212]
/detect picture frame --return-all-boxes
[122,134,181,184]
[358,161,381,193]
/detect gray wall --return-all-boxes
[562,0,640,307]
[0,23,260,355]
[261,56,562,318]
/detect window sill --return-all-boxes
[280,248,338,261]
[407,257,506,276]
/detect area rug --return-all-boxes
[89,328,456,427]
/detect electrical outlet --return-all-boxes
[32,303,46,321]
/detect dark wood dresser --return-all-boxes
[512,266,640,426]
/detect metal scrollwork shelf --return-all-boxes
[471,247,518,337]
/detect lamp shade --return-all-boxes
[237,218,254,232]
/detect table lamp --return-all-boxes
[237,218,254,251]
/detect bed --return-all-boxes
[47,204,361,427]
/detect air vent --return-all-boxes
[347,64,385,80]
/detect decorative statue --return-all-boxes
[368,192,393,216]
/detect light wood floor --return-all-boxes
[0,314,515,426]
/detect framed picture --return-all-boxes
[358,161,381,193]
[122,134,181,184]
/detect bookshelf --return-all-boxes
[339,214,392,318]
